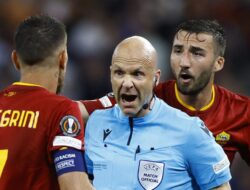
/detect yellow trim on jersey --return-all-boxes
[175,83,215,111]
[13,82,42,88]
[60,147,68,150]
[200,86,215,111]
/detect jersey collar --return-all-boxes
[13,82,43,88]
[174,82,215,111]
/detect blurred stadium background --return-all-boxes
[0,0,249,189]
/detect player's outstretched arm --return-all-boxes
[58,171,95,190]
[76,93,117,122]
[211,182,231,190]
[77,101,90,122]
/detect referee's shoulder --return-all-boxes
[88,104,115,121]
[159,98,193,121]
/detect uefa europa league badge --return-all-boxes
[138,160,164,190]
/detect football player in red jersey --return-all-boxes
[78,20,250,181]
[0,15,93,190]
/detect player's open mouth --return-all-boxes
[180,73,192,80]
[179,73,193,83]
[121,94,137,102]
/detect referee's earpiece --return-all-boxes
[153,76,158,87]
[153,70,161,87]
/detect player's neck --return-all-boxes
[20,66,58,93]
[177,82,214,111]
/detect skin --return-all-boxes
[212,182,231,190]
[110,36,160,117]
[58,172,94,190]
[77,100,89,122]
[11,40,94,190]
[170,30,224,110]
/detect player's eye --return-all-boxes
[190,47,205,57]
[173,47,183,54]
[193,51,204,57]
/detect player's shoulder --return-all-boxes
[157,80,175,88]
[215,84,250,104]
[46,92,74,103]
[36,90,78,111]
[215,85,250,124]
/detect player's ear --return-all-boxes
[11,50,20,71]
[59,49,68,69]
[214,56,224,72]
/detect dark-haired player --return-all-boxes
[0,15,93,190]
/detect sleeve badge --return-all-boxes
[60,115,81,137]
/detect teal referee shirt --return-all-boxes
[85,97,231,189]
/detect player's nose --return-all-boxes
[179,53,191,68]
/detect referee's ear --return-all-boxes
[11,50,20,71]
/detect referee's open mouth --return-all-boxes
[121,94,137,103]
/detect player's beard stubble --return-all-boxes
[177,70,212,95]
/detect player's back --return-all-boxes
[0,83,71,190]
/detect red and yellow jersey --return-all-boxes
[0,82,84,190]
[81,80,250,165]
[155,80,250,165]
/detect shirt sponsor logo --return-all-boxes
[213,156,230,174]
[60,115,80,137]
[138,160,164,190]
[216,131,230,145]
[53,136,82,150]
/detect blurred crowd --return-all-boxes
[0,0,249,189]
